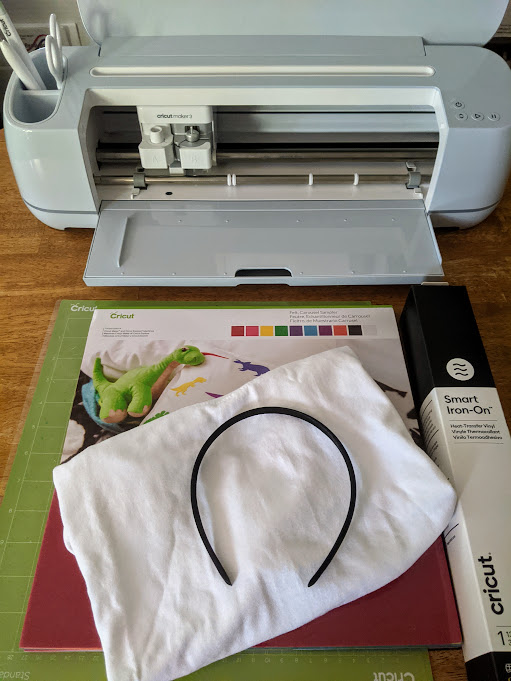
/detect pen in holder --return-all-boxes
[0,39,42,90]
[0,0,45,90]
[7,47,63,124]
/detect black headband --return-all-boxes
[190,407,357,587]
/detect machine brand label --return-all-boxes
[157,113,192,119]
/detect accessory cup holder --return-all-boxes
[8,48,65,124]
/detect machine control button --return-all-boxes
[488,112,501,121]
[456,112,468,121]
[450,99,465,110]
[471,112,484,121]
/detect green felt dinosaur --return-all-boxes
[92,345,205,424]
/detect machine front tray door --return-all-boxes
[84,199,444,286]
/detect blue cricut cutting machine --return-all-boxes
[3,0,511,286]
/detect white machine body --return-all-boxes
[3,0,511,286]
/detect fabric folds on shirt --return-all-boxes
[53,346,456,681]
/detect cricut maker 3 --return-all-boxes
[4,0,511,286]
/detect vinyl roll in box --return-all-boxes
[400,285,511,681]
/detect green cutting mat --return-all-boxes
[0,300,432,681]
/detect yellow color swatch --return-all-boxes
[260,326,274,336]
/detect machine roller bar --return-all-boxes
[95,173,430,185]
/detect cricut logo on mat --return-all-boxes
[70,304,97,312]
[110,312,135,319]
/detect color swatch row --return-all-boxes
[231,324,377,337]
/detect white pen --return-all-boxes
[0,39,41,90]
[0,0,45,89]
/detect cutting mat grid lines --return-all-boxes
[14,314,89,652]
[0,301,434,681]
[0,310,91,656]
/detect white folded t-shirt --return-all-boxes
[53,347,456,681]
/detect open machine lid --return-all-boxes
[78,0,508,46]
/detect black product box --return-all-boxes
[400,285,511,681]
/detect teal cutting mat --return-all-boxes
[0,300,432,681]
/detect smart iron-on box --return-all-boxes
[401,285,511,681]
[3,0,511,286]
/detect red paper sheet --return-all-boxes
[21,493,461,651]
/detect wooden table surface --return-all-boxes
[0,128,509,680]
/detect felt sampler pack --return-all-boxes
[52,311,456,681]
